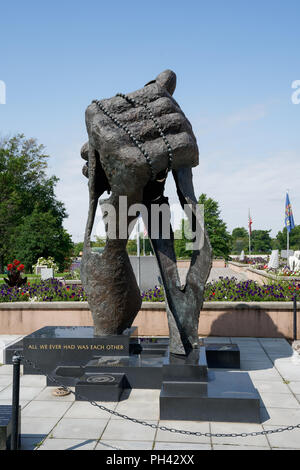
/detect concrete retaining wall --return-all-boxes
[0,301,299,339]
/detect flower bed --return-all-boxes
[1,276,300,303]
[0,278,87,303]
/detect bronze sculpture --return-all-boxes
[81,70,212,355]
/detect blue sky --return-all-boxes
[1,0,299,241]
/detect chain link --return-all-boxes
[19,355,300,439]
[92,93,174,182]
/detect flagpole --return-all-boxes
[137,217,140,288]
[248,209,251,255]
[286,189,289,259]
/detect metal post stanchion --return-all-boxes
[11,353,21,450]
[294,294,298,341]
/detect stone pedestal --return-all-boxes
[159,347,260,423]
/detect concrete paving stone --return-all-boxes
[22,400,73,418]
[259,338,291,345]
[20,374,47,387]
[0,385,44,400]
[0,335,23,344]
[64,401,117,420]
[38,438,97,450]
[212,445,270,450]
[231,338,260,343]
[248,368,282,382]
[114,400,159,420]
[101,419,158,442]
[263,425,300,449]
[268,353,294,361]
[0,398,30,409]
[262,347,293,356]
[210,422,270,447]
[21,436,47,450]
[286,382,300,394]
[204,337,231,343]
[155,421,210,444]
[0,365,14,375]
[65,401,117,419]
[21,416,58,436]
[51,417,109,440]
[240,361,274,370]
[97,440,153,450]
[239,353,269,361]
[154,442,212,450]
[0,375,12,387]
[252,380,293,394]
[260,407,300,426]
[259,393,300,409]
[274,366,300,382]
[236,346,266,354]
[120,388,160,403]
[34,386,75,401]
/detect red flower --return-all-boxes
[212,292,215,296]
[13,260,20,266]
[7,264,13,271]
[21,292,24,295]
[28,282,30,286]
[17,264,25,271]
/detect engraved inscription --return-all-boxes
[27,343,125,351]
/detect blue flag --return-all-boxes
[285,193,295,233]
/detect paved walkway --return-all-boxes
[1,336,300,450]
[178,266,247,285]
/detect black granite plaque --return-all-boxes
[22,326,138,374]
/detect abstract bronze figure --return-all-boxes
[81,70,212,355]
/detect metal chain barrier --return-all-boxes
[18,354,300,439]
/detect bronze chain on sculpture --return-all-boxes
[19,354,300,439]
[92,93,174,182]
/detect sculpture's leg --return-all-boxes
[172,167,212,298]
[145,168,212,355]
[81,146,142,335]
[145,203,191,355]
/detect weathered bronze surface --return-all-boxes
[81,70,212,354]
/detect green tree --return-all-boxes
[73,242,84,257]
[0,134,71,272]
[174,219,193,259]
[198,194,231,259]
[275,226,300,251]
[231,227,249,254]
[11,207,73,272]
[250,230,272,254]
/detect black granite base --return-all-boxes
[75,373,126,401]
[4,327,262,422]
[160,346,259,422]
[205,344,240,369]
[160,370,260,423]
